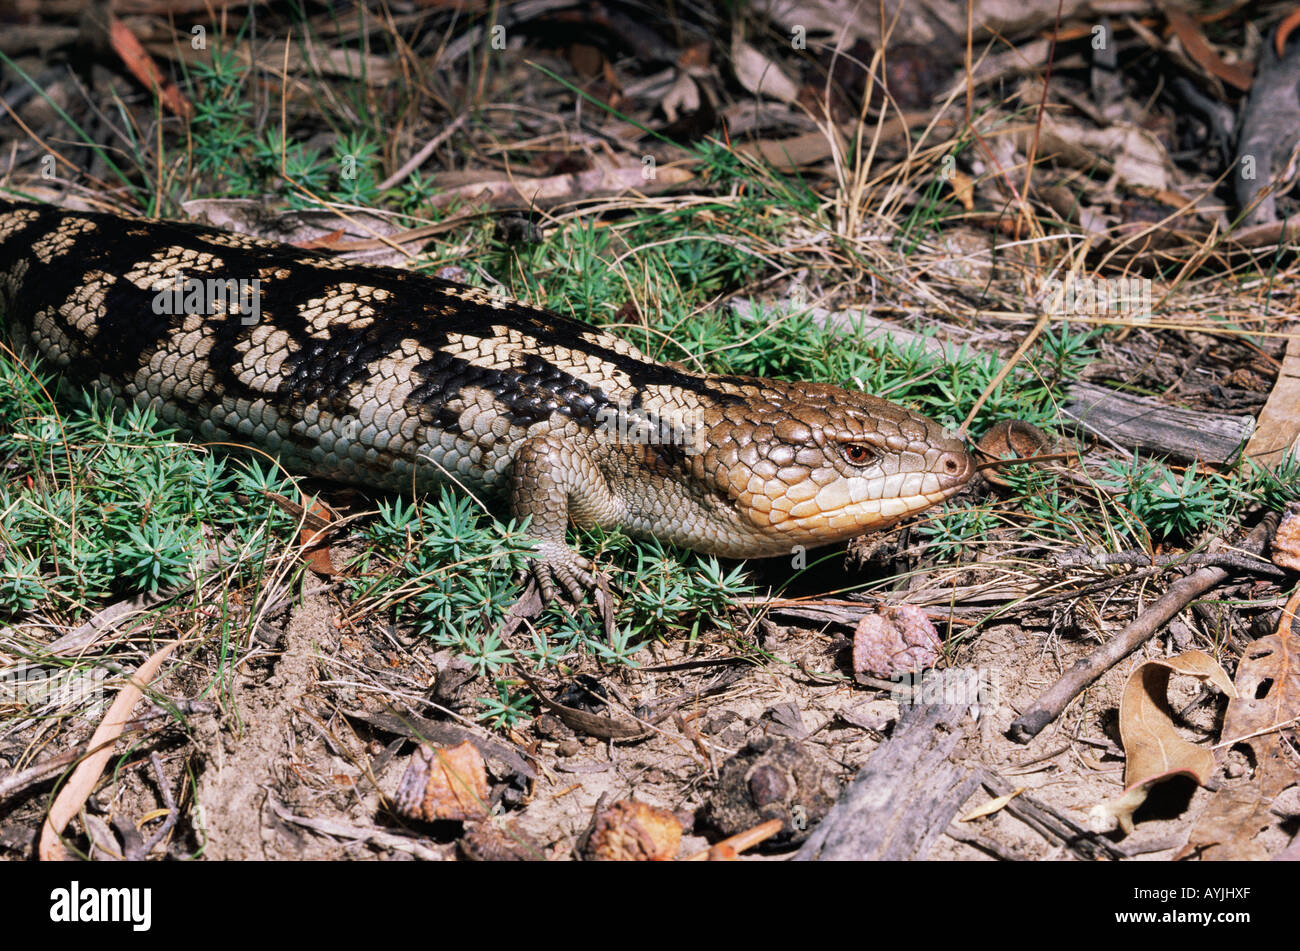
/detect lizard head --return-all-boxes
[690,382,974,557]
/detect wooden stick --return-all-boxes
[1008,515,1278,743]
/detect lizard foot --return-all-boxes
[498,542,616,640]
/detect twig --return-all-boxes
[995,566,1165,615]
[683,818,784,860]
[0,699,214,808]
[39,639,180,860]
[376,114,468,192]
[1008,515,1278,743]
[980,771,1126,860]
[1056,547,1287,578]
[944,820,1023,860]
[129,752,180,860]
[0,744,97,806]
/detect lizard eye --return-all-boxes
[842,444,875,466]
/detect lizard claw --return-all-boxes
[498,541,616,640]
[531,541,595,605]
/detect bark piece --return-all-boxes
[1061,381,1254,464]
[794,703,978,860]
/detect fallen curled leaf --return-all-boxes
[39,639,180,860]
[678,41,711,70]
[516,668,646,740]
[1182,592,1300,859]
[661,70,701,123]
[1272,504,1300,572]
[1279,8,1300,59]
[459,820,548,862]
[109,16,193,118]
[975,419,1057,489]
[299,228,347,249]
[394,740,490,822]
[259,491,337,575]
[946,169,975,211]
[976,419,1053,462]
[960,787,1025,822]
[298,496,337,576]
[1165,9,1253,92]
[416,159,696,213]
[852,604,942,678]
[1093,650,1236,835]
[731,36,800,104]
[585,799,682,861]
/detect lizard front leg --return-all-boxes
[508,432,624,606]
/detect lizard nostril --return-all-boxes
[938,451,972,487]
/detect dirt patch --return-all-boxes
[195,590,340,859]
[0,566,1291,862]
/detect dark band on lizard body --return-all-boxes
[0,199,973,602]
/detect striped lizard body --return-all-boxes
[0,199,973,605]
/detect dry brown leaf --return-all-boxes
[420,162,696,213]
[736,113,945,171]
[1279,8,1300,58]
[731,36,800,105]
[852,604,942,678]
[517,668,646,740]
[1183,594,1300,859]
[181,200,424,267]
[1029,120,1172,191]
[259,491,337,575]
[146,38,397,85]
[661,70,701,123]
[298,495,337,577]
[946,169,975,211]
[1094,650,1236,835]
[1273,505,1300,572]
[109,15,193,118]
[1166,9,1253,92]
[960,787,1025,822]
[39,639,180,860]
[1245,335,1300,472]
[393,740,490,822]
[585,800,682,861]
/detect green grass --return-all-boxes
[919,445,1300,568]
[0,344,757,729]
[187,45,388,210]
[0,345,306,729]
[0,352,298,614]
[342,494,753,726]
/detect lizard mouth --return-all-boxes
[737,453,975,552]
